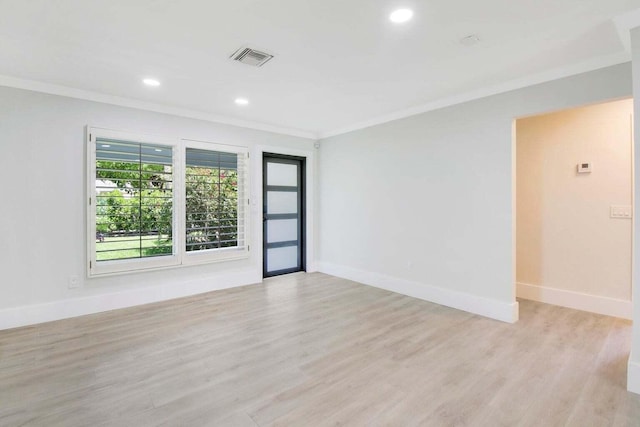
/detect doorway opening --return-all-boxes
[263,153,306,278]
[514,98,633,319]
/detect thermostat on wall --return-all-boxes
[577,162,592,173]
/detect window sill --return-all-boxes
[88,249,250,278]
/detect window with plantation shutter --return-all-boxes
[185,149,240,249]
[95,139,174,263]
[88,128,249,276]
[183,141,249,264]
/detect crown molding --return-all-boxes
[318,51,631,139]
[0,74,318,140]
[0,46,633,142]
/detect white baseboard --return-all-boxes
[305,262,318,273]
[629,355,640,394]
[0,270,262,331]
[317,262,519,323]
[516,282,632,319]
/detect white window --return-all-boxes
[87,129,249,276]
[182,140,249,265]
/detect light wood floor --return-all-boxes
[1,272,639,426]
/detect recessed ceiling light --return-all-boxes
[390,8,413,23]
[235,98,250,106]
[101,144,111,148]
[143,78,161,87]
[155,149,163,152]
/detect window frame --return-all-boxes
[181,139,250,266]
[87,128,250,277]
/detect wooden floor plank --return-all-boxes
[1,272,638,426]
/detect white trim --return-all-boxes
[88,128,254,276]
[317,262,519,323]
[516,282,632,319]
[629,354,640,394]
[0,52,632,143]
[0,270,262,331]
[88,127,181,276]
[255,145,317,274]
[0,53,632,142]
[0,74,317,140]
[319,52,631,139]
[181,139,251,266]
[511,120,518,307]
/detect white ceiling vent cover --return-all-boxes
[230,47,274,67]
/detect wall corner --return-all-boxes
[628,354,640,394]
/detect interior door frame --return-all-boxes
[262,153,306,278]
[254,144,316,279]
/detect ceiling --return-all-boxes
[1,0,639,139]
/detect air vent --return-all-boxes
[230,47,274,67]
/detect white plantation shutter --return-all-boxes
[182,141,249,264]
[185,147,247,251]
[88,128,250,276]
[94,138,174,261]
[88,129,179,276]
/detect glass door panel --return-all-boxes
[263,155,304,277]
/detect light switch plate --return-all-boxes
[610,205,632,219]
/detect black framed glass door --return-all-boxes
[263,154,305,278]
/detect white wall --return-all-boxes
[317,63,632,323]
[0,86,315,329]
[629,26,640,395]
[516,100,633,318]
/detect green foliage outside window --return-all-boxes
[95,159,239,261]
[185,166,239,251]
